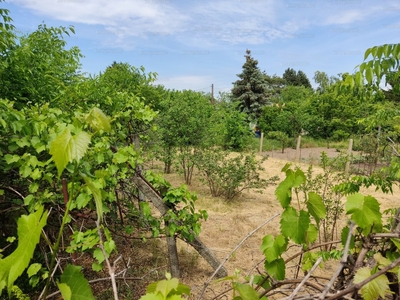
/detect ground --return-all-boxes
[100,147,400,299]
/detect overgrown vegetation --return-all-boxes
[1,2,400,299]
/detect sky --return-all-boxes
[3,0,400,95]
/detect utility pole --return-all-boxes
[211,83,214,105]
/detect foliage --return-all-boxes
[140,273,190,300]
[144,171,208,242]
[282,68,312,89]
[0,24,82,109]
[155,89,213,180]
[195,148,277,200]
[220,102,252,151]
[0,206,47,295]
[232,49,270,120]
[57,265,95,300]
[266,131,290,153]
[300,152,349,246]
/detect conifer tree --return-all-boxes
[283,68,312,89]
[232,49,269,120]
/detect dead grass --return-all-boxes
[94,151,399,299]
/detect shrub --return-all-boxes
[195,148,278,200]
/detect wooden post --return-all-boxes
[294,135,301,163]
[345,139,353,173]
[259,132,264,154]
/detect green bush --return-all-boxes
[195,148,278,200]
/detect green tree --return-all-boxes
[232,49,269,120]
[0,24,82,109]
[283,68,312,88]
[156,90,213,181]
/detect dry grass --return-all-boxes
[95,152,399,299]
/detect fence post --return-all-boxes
[345,139,353,173]
[295,135,301,163]
[259,132,264,154]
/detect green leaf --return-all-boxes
[306,192,326,225]
[85,107,111,132]
[0,206,48,294]
[57,283,72,300]
[346,193,382,234]
[365,66,373,84]
[355,71,363,86]
[275,174,293,208]
[235,283,259,300]
[27,263,42,278]
[81,175,103,221]
[306,223,318,244]
[280,207,310,244]
[58,264,95,300]
[91,262,103,272]
[353,267,390,300]
[260,234,287,263]
[76,193,91,209]
[264,258,285,280]
[50,128,91,177]
[155,277,179,296]
[341,226,355,249]
[139,294,163,300]
[93,248,105,264]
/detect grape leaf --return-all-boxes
[260,234,287,263]
[264,258,285,280]
[354,267,390,300]
[58,264,94,300]
[307,192,326,226]
[85,107,111,132]
[235,283,259,300]
[280,207,310,244]
[306,224,318,244]
[0,206,47,295]
[346,193,382,234]
[49,128,91,177]
[275,172,294,208]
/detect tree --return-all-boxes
[155,90,214,180]
[232,49,269,120]
[313,70,339,93]
[296,70,312,89]
[264,73,286,103]
[0,24,82,109]
[283,68,312,88]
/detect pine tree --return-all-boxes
[232,49,269,120]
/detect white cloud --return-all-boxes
[24,0,188,36]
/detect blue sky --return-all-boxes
[3,0,400,94]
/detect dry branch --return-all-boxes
[286,257,323,300]
[319,221,355,299]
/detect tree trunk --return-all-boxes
[183,236,228,278]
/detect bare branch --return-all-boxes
[319,221,355,299]
[286,257,323,300]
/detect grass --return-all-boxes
[247,136,350,152]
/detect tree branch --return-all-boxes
[319,221,355,299]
